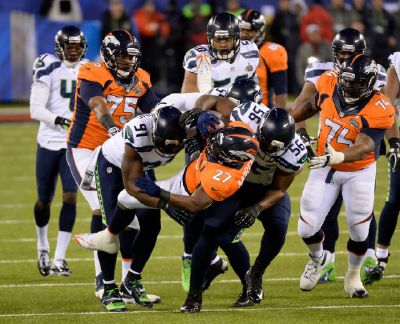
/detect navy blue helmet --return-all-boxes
[226,78,263,105]
[238,9,266,46]
[332,28,366,68]
[55,25,87,62]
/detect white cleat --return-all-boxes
[74,230,119,254]
[344,272,369,298]
[300,250,332,291]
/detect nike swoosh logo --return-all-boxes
[211,187,219,191]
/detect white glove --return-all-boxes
[309,143,345,169]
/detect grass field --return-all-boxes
[0,121,399,323]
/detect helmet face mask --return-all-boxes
[100,30,141,82]
[331,28,366,69]
[207,13,241,61]
[55,26,87,63]
[238,9,266,47]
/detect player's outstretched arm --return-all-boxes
[181,71,199,93]
[291,81,318,127]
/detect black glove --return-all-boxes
[387,137,400,173]
[296,127,315,160]
[234,203,262,228]
[179,108,203,129]
[184,136,201,157]
[108,126,120,137]
[165,207,192,226]
[55,116,71,130]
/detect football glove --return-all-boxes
[196,112,221,138]
[134,177,170,209]
[296,127,316,160]
[179,108,203,130]
[107,127,120,137]
[234,203,262,228]
[184,136,201,157]
[309,143,344,169]
[55,116,71,130]
[387,137,400,173]
[165,207,191,226]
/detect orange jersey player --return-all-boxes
[292,54,395,299]
[239,9,288,108]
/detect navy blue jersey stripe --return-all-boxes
[35,61,62,79]
[240,50,259,59]
[67,97,91,148]
[305,69,328,79]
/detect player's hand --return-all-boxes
[165,207,192,226]
[234,203,262,228]
[196,112,221,138]
[134,177,161,197]
[309,143,344,169]
[179,108,203,130]
[387,137,400,173]
[184,136,201,157]
[55,116,71,130]
[296,127,316,160]
[107,127,120,137]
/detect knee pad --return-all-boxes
[302,230,324,245]
[347,239,367,255]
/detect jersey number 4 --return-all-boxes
[60,79,77,111]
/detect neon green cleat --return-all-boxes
[181,256,191,293]
[361,256,383,285]
[318,261,336,284]
[102,286,128,312]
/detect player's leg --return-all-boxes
[319,194,342,284]
[35,144,60,276]
[298,168,340,291]
[377,159,400,273]
[341,165,375,298]
[50,149,77,276]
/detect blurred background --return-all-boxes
[1,0,400,102]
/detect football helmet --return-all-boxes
[55,25,87,63]
[206,125,259,165]
[257,108,295,153]
[207,12,240,61]
[226,78,263,105]
[238,9,266,47]
[332,28,366,69]
[100,30,141,82]
[337,54,377,106]
[153,106,186,157]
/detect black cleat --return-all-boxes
[50,259,71,276]
[37,250,50,276]
[202,258,228,291]
[95,272,105,299]
[120,275,153,308]
[245,267,264,304]
[180,291,202,313]
[232,287,254,307]
[102,285,128,312]
[350,288,369,299]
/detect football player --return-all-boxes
[292,54,395,298]
[30,25,87,277]
[293,28,390,285]
[239,9,288,108]
[181,12,259,93]
[376,51,400,276]
[74,106,187,312]
[66,30,159,298]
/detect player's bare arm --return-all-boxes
[292,81,317,127]
[291,92,319,123]
[343,133,376,163]
[167,186,214,213]
[195,95,236,122]
[181,71,199,93]
[275,93,287,110]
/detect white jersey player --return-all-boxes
[30,26,87,278]
[181,12,259,93]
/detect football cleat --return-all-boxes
[300,250,332,291]
[202,258,228,291]
[95,272,105,299]
[74,230,119,254]
[102,285,128,312]
[50,259,71,276]
[37,250,51,276]
[120,276,153,308]
[181,256,192,293]
[361,256,383,285]
[344,271,369,298]
[318,261,336,284]
[232,286,254,307]
[377,254,390,272]
[245,267,263,303]
[180,291,202,313]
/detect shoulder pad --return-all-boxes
[32,54,61,81]
[183,45,210,72]
[304,61,334,84]
[275,134,307,172]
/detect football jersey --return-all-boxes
[101,114,175,170]
[32,53,87,150]
[256,42,288,106]
[67,62,152,150]
[154,92,203,113]
[183,40,259,90]
[304,61,387,91]
[315,71,395,171]
[229,101,307,185]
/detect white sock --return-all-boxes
[376,247,389,259]
[183,252,192,258]
[210,255,221,265]
[53,231,71,263]
[307,242,323,259]
[364,248,376,258]
[348,251,364,267]
[94,251,102,277]
[121,259,132,280]
[36,225,49,252]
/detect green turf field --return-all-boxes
[0,121,399,323]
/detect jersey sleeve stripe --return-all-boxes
[35,61,62,79]
[305,69,328,79]
[240,50,259,59]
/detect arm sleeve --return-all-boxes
[79,80,104,106]
[29,80,56,125]
[269,70,288,95]
[137,87,160,113]
[360,127,386,159]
